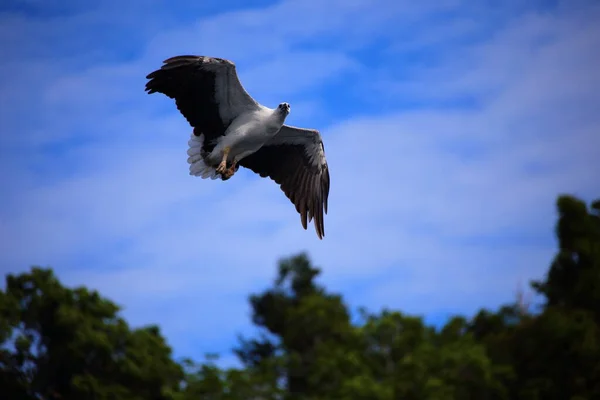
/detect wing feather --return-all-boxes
[144,55,259,152]
[238,125,330,239]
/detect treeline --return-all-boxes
[1,194,599,400]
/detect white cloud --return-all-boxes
[240,51,361,102]
[144,0,460,61]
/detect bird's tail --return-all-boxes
[187,133,219,179]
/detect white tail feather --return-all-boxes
[187,133,219,179]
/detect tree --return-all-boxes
[178,355,284,400]
[515,195,600,399]
[532,195,600,319]
[471,195,600,399]
[235,253,361,399]
[232,253,502,400]
[0,267,183,400]
[356,311,502,400]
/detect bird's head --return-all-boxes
[278,102,291,115]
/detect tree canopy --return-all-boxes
[1,194,599,399]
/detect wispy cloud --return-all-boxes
[1,0,598,361]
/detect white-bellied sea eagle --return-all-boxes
[144,55,330,239]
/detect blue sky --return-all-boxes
[1,0,599,366]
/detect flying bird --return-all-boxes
[144,55,330,239]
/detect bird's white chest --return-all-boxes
[224,110,284,149]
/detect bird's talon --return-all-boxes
[221,168,235,180]
[215,162,226,174]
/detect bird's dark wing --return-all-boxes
[145,55,259,152]
[238,125,330,239]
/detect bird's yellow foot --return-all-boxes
[215,147,233,179]
[221,162,237,180]
[216,161,237,180]
[215,160,228,175]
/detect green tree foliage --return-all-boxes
[533,196,600,316]
[2,194,599,399]
[521,195,600,399]
[228,256,503,400]
[471,195,600,399]
[0,268,183,400]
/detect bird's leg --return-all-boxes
[220,157,238,180]
[227,158,238,174]
[215,147,230,176]
[216,147,238,180]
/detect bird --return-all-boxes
[144,55,330,239]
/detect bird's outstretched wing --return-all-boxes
[238,125,330,239]
[145,55,260,152]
